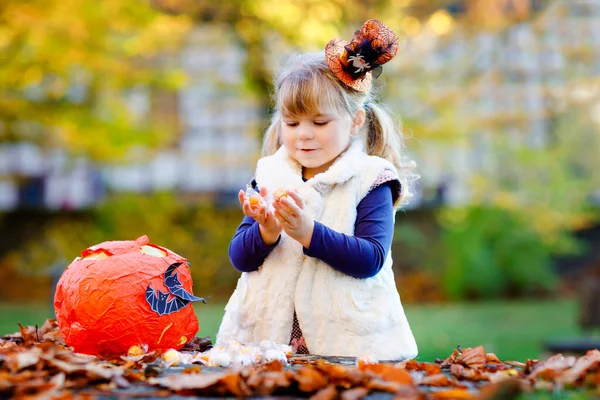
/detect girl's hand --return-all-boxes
[239,187,281,246]
[272,189,314,248]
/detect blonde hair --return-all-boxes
[262,52,417,207]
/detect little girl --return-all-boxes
[217,20,418,360]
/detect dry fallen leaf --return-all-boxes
[558,349,600,385]
[397,358,442,376]
[311,383,338,400]
[450,363,489,381]
[430,388,475,399]
[528,353,577,381]
[2,320,600,399]
[340,386,370,400]
[359,362,413,385]
[295,365,330,392]
[418,373,463,387]
[458,346,487,369]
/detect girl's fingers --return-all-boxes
[243,201,260,218]
[242,201,252,216]
[286,190,304,209]
[273,196,297,216]
[238,190,246,206]
[258,204,269,221]
[281,197,301,215]
[274,210,291,227]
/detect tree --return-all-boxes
[0,0,193,160]
[1,0,545,159]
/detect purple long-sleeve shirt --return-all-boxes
[228,182,395,279]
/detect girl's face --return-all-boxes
[281,106,363,180]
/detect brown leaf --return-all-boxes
[522,359,540,374]
[123,369,146,382]
[503,360,526,369]
[589,369,600,386]
[41,329,65,346]
[245,370,292,396]
[150,372,226,392]
[360,363,413,385]
[11,372,66,399]
[528,354,576,381]
[119,349,162,365]
[364,378,403,393]
[397,359,442,375]
[0,340,18,349]
[458,346,487,369]
[180,336,213,353]
[38,319,59,338]
[5,347,43,372]
[340,386,370,400]
[430,388,475,399]
[295,365,329,392]
[558,349,600,385]
[418,373,459,387]
[220,373,252,397]
[12,378,59,398]
[258,359,285,372]
[314,361,365,387]
[450,364,489,381]
[310,384,338,400]
[394,384,423,400]
[18,324,40,344]
[440,349,461,367]
[486,353,502,364]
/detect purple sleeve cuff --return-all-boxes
[228,216,280,273]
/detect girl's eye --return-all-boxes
[285,122,298,127]
[314,121,329,126]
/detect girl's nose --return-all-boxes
[297,123,314,140]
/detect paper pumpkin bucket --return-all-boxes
[54,235,206,358]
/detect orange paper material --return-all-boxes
[54,235,201,358]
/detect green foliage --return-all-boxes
[0,0,193,159]
[432,206,583,300]
[0,193,243,301]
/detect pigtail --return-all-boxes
[364,101,418,208]
[261,112,282,156]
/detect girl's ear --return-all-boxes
[350,109,366,137]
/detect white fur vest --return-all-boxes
[217,140,418,360]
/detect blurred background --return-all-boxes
[1,0,599,363]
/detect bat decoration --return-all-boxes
[146,286,191,316]
[146,262,207,316]
[164,262,208,302]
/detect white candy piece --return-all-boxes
[194,340,291,367]
[259,340,275,351]
[231,351,253,367]
[275,343,293,356]
[263,348,288,364]
[209,351,232,367]
[162,349,182,368]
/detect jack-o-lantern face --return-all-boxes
[54,235,206,358]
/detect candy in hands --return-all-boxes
[249,194,262,208]
[245,184,264,209]
[273,188,289,201]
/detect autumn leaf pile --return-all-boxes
[2,319,600,399]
